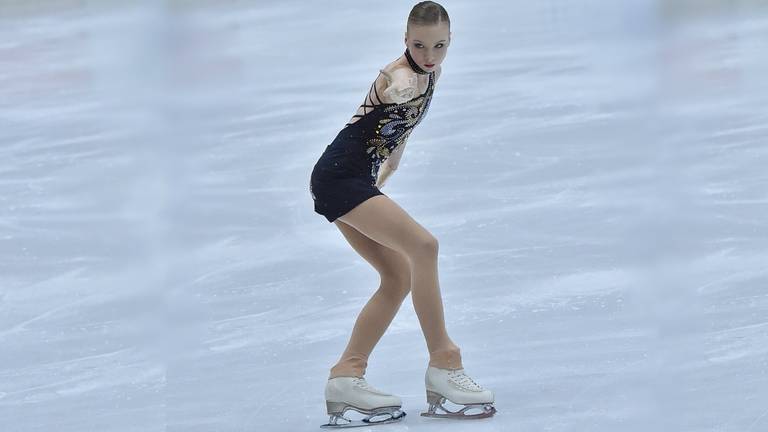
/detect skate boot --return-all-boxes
[320,376,406,428]
[420,366,497,419]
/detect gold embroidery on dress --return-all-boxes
[366,79,433,182]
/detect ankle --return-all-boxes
[328,370,363,379]
[428,345,462,369]
[329,353,369,379]
[329,365,366,379]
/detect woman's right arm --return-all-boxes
[379,68,418,104]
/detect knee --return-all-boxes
[379,272,411,300]
[409,233,439,259]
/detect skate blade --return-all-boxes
[320,409,406,429]
[420,405,496,420]
[420,391,497,420]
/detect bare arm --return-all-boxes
[387,140,406,169]
[379,67,418,104]
[375,64,438,187]
[375,141,407,188]
[375,161,394,189]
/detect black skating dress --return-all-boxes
[310,61,435,223]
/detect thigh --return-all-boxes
[335,219,410,285]
[336,195,437,258]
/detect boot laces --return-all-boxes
[352,377,375,392]
[451,370,483,391]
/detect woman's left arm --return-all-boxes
[377,66,440,189]
[375,161,395,189]
[388,141,406,169]
[376,139,407,188]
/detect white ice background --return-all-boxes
[1,1,767,431]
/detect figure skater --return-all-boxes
[310,2,496,427]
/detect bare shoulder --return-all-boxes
[435,65,442,82]
[374,61,419,104]
[380,62,417,85]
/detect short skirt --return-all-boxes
[310,159,384,223]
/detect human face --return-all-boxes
[404,22,450,72]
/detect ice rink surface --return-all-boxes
[1,1,767,431]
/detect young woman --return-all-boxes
[310,2,496,427]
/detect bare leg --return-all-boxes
[336,195,462,370]
[328,220,412,378]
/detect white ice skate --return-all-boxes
[320,376,406,428]
[420,366,497,420]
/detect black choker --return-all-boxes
[405,48,430,75]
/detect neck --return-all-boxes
[404,48,430,75]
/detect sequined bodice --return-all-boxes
[342,70,435,181]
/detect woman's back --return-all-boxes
[345,58,434,127]
[318,65,434,184]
